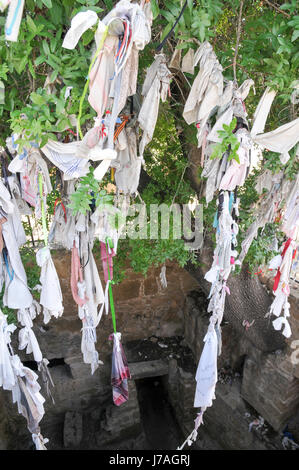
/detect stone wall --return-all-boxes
[176,282,299,449]
[0,250,198,450]
[0,247,298,450]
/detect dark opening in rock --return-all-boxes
[48,358,66,368]
[23,358,66,371]
[23,360,38,371]
[135,376,184,450]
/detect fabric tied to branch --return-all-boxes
[101,240,115,283]
[36,246,64,324]
[109,332,131,406]
[194,324,218,409]
[71,241,89,307]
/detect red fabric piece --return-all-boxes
[109,333,131,406]
[101,241,115,283]
[273,238,292,292]
[54,199,67,223]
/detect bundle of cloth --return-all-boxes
[61,0,152,183]
[179,41,299,448]
[7,136,64,325]
[0,310,48,450]
[138,53,172,158]
[266,172,299,338]
[40,2,170,199]
[198,82,299,205]
[7,135,52,214]
[65,198,129,377]
[0,174,55,396]
[243,85,299,164]
[109,332,131,406]
[200,78,254,204]
[197,191,239,402]
[113,52,171,194]
[56,193,105,373]
[238,170,299,265]
[183,41,225,148]
[177,189,240,449]
[47,182,104,373]
[113,126,142,196]
[41,139,90,181]
[91,193,129,316]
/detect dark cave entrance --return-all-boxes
[135,376,184,450]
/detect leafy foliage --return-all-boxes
[0,0,298,282]
[211,117,240,163]
[68,167,114,216]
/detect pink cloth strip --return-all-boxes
[71,241,88,306]
[101,241,115,283]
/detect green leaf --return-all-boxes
[50,69,58,82]
[42,0,53,7]
[26,15,37,33]
[151,0,160,20]
[31,92,46,106]
[291,29,299,42]
[42,40,50,56]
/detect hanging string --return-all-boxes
[156,0,188,52]
[77,25,109,139]
[105,237,117,334]
[38,173,48,246]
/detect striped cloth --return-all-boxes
[109,333,131,406]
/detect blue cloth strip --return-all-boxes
[3,250,14,281]
[5,0,22,36]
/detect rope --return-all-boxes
[105,237,117,334]
[113,115,130,141]
[38,173,48,246]
[156,0,188,52]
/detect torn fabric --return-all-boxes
[253,117,299,164]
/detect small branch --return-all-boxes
[233,0,244,83]
[166,38,175,53]
[170,162,188,209]
[27,215,35,247]
[223,63,233,71]
[263,0,291,19]
[172,75,187,103]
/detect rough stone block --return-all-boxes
[241,353,299,431]
[144,277,158,296]
[129,360,168,380]
[63,411,83,448]
[114,280,141,300]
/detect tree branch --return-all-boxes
[263,0,291,19]
[233,0,244,83]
